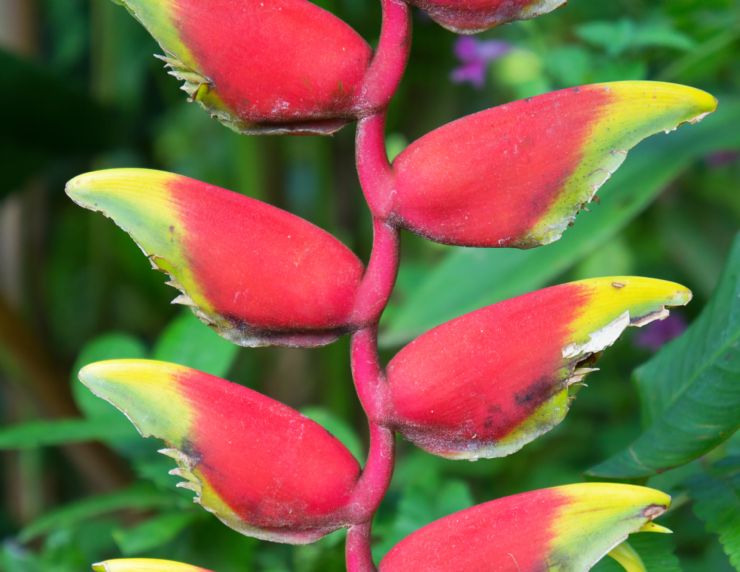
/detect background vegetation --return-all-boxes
[0,0,738,570]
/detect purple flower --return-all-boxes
[706,150,740,168]
[451,36,512,89]
[634,313,688,351]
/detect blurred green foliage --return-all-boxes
[0,0,738,571]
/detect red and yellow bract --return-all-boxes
[391,82,716,248]
[66,169,364,348]
[117,0,373,134]
[80,360,361,543]
[380,483,670,571]
[387,277,691,459]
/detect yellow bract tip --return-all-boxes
[91,558,208,572]
[79,359,186,392]
[639,521,673,534]
[608,541,646,572]
[78,359,193,445]
[607,81,717,117]
[65,168,175,202]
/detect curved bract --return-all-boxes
[66,169,364,348]
[92,559,211,572]
[406,0,566,33]
[380,483,671,571]
[391,82,717,248]
[79,360,362,543]
[387,277,691,460]
[115,0,373,134]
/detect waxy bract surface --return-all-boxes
[80,360,361,543]
[116,0,373,134]
[380,483,671,571]
[391,82,716,248]
[387,277,691,459]
[92,559,211,572]
[406,0,566,33]
[66,169,364,348]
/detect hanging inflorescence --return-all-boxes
[71,1,717,571]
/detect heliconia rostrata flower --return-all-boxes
[379,483,671,571]
[92,559,211,572]
[390,82,717,247]
[387,277,692,459]
[69,0,718,568]
[115,0,373,134]
[66,169,364,348]
[79,360,361,544]
[406,0,566,33]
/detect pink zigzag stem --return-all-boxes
[345,1,411,569]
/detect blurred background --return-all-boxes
[0,0,738,570]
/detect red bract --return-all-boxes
[80,360,361,543]
[406,0,566,33]
[390,81,716,247]
[387,277,691,459]
[118,0,373,134]
[380,483,671,571]
[66,169,364,348]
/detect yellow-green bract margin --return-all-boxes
[548,483,670,571]
[112,0,196,68]
[520,0,567,19]
[65,168,214,317]
[110,1,246,131]
[530,81,717,245]
[79,359,193,446]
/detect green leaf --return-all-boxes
[373,479,474,561]
[113,511,199,555]
[627,534,683,572]
[632,21,695,52]
[153,311,239,378]
[0,418,133,450]
[594,534,682,572]
[381,97,740,347]
[18,484,184,543]
[590,234,740,478]
[576,19,635,56]
[686,457,740,569]
[576,19,694,57]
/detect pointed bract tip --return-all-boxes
[91,559,210,572]
[65,168,172,206]
[682,85,718,117]
[78,359,159,390]
[639,521,673,534]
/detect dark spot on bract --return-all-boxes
[179,438,202,466]
[514,378,554,407]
